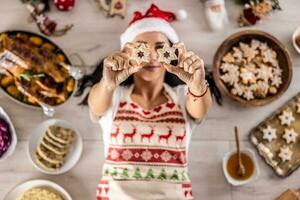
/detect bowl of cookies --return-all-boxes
[213,30,292,106]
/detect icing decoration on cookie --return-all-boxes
[262,48,277,65]
[240,68,256,84]
[157,44,177,64]
[220,70,239,86]
[132,43,151,64]
[278,146,292,162]
[282,128,298,144]
[239,42,258,62]
[256,64,272,82]
[232,47,243,62]
[255,80,269,97]
[262,125,277,142]
[278,110,295,126]
[251,39,260,50]
[271,75,282,88]
[243,87,254,100]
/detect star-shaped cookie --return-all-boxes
[157,44,177,64]
[262,125,277,142]
[278,110,295,126]
[278,146,292,162]
[132,43,151,65]
[282,128,298,144]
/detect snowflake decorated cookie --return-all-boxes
[278,146,293,162]
[132,43,151,65]
[282,128,298,144]
[262,125,277,142]
[157,44,177,64]
[278,110,295,126]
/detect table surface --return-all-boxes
[0,0,300,199]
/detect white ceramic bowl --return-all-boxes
[0,106,17,161]
[4,179,72,200]
[222,148,260,186]
[28,118,83,175]
[292,27,300,54]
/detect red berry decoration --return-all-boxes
[54,0,75,11]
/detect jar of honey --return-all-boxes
[222,148,260,186]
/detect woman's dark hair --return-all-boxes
[75,59,185,105]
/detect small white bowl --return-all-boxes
[222,148,260,186]
[292,27,300,54]
[28,118,83,175]
[4,179,72,200]
[0,106,17,161]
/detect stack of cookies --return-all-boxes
[219,39,283,101]
[17,187,64,200]
[35,125,75,172]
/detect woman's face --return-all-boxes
[132,32,169,83]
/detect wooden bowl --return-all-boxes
[212,30,293,106]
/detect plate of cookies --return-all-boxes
[250,92,300,177]
[28,119,83,175]
[4,179,72,200]
[213,30,292,106]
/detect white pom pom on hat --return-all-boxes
[176,9,188,21]
[120,4,187,48]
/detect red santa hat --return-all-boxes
[120,4,187,48]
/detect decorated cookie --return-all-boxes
[157,44,177,64]
[222,52,235,63]
[278,110,295,126]
[239,42,258,62]
[243,87,254,101]
[251,39,260,50]
[262,125,277,142]
[256,64,272,82]
[132,43,151,65]
[278,146,293,162]
[240,68,256,84]
[262,48,277,65]
[282,128,298,144]
[255,80,269,98]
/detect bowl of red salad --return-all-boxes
[0,107,17,161]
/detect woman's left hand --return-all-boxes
[162,43,206,95]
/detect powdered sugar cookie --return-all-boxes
[271,75,282,88]
[262,125,277,142]
[231,83,244,96]
[243,87,254,100]
[132,43,151,65]
[255,80,269,98]
[220,68,239,86]
[240,68,256,84]
[278,110,295,126]
[282,128,298,144]
[251,39,260,50]
[240,42,258,62]
[256,64,272,81]
[278,146,293,162]
[157,44,177,64]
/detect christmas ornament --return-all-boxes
[95,0,127,18]
[26,3,73,36]
[53,0,75,11]
[204,0,229,31]
[237,0,281,27]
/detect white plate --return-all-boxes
[28,119,83,175]
[222,148,260,186]
[0,106,17,161]
[292,27,300,54]
[4,179,72,200]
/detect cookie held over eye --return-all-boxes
[157,44,178,64]
[132,43,151,65]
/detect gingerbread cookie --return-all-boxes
[132,43,151,65]
[278,110,295,126]
[157,44,177,64]
[262,125,277,142]
[278,146,293,162]
[282,128,298,144]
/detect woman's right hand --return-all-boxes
[102,43,142,90]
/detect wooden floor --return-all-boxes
[0,0,300,199]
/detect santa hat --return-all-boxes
[120,4,187,48]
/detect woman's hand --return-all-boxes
[162,43,206,95]
[102,43,142,90]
